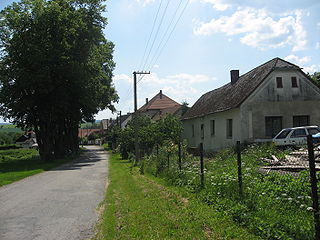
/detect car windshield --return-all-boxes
[308,128,320,135]
[276,129,291,139]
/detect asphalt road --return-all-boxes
[0,146,108,240]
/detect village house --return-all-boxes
[182,57,320,151]
[138,90,185,120]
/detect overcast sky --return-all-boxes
[1,0,320,121]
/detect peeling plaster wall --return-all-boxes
[241,69,320,141]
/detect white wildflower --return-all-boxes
[307,207,314,211]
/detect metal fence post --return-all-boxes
[200,143,204,188]
[178,141,182,171]
[307,135,320,240]
[236,141,243,198]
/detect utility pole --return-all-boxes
[133,71,150,163]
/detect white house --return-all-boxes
[182,57,320,151]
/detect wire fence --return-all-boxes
[140,138,320,239]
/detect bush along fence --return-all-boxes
[106,114,320,239]
[138,139,319,240]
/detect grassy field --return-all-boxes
[142,143,315,240]
[95,153,261,240]
[0,124,23,133]
[0,148,77,186]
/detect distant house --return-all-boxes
[15,131,38,149]
[118,113,132,128]
[138,90,185,120]
[182,57,320,151]
[100,119,111,130]
[78,129,102,138]
[101,113,132,130]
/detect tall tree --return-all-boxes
[0,0,118,160]
[310,72,320,85]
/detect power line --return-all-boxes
[141,0,171,71]
[138,0,164,71]
[147,0,189,72]
[146,0,185,70]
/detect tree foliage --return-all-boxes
[0,0,118,160]
[107,114,183,159]
[309,72,320,85]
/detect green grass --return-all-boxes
[0,124,22,132]
[95,153,261,240]
[0,148,78,186]
[143,143,315,240]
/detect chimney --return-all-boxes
[146,98,149,104]
[230,70,239,84]
[160,90,162,99]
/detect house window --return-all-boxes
[265,116,282,137]
[210,120,215,136]
[276,77,283,88]
[291,77,298,88]
[226,119,233,138]
[192,124,195,137]
[200,124,204,139]
[293,115,309,127]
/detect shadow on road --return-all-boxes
[50,149,105,171]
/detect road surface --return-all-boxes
[0,146,108,240]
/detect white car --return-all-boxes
[272,126,320,146]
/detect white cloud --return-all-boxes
[193,8,307,51]
[303,65,320,74]
[140,73,214,105]
[316,42,320,49]
[284,55,310,65]
[191,0,231,11]
[111,73,215,110]
[284,55,319,74]
[136,0,155,6]
[113,74,132,83]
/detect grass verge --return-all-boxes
[0,148,79,186]
[95,153,261,240]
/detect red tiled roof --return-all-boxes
[78,129,102,138]
[138,91,181,112]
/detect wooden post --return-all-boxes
[307,135,320,240]
[236,141,243,198]
[178,141,182,171]
[133,72,139,163]
[200,143,204,188]
[167,153,170,170]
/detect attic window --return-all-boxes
[276,77,283,88]
[291,77,298,88]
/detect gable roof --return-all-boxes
[182,57,305,120]
[138,90,181,112]
[152,105,183,121]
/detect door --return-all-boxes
[265,116,283,138]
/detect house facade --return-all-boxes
[182,58,320,151]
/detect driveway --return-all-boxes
[0,146,108,240]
